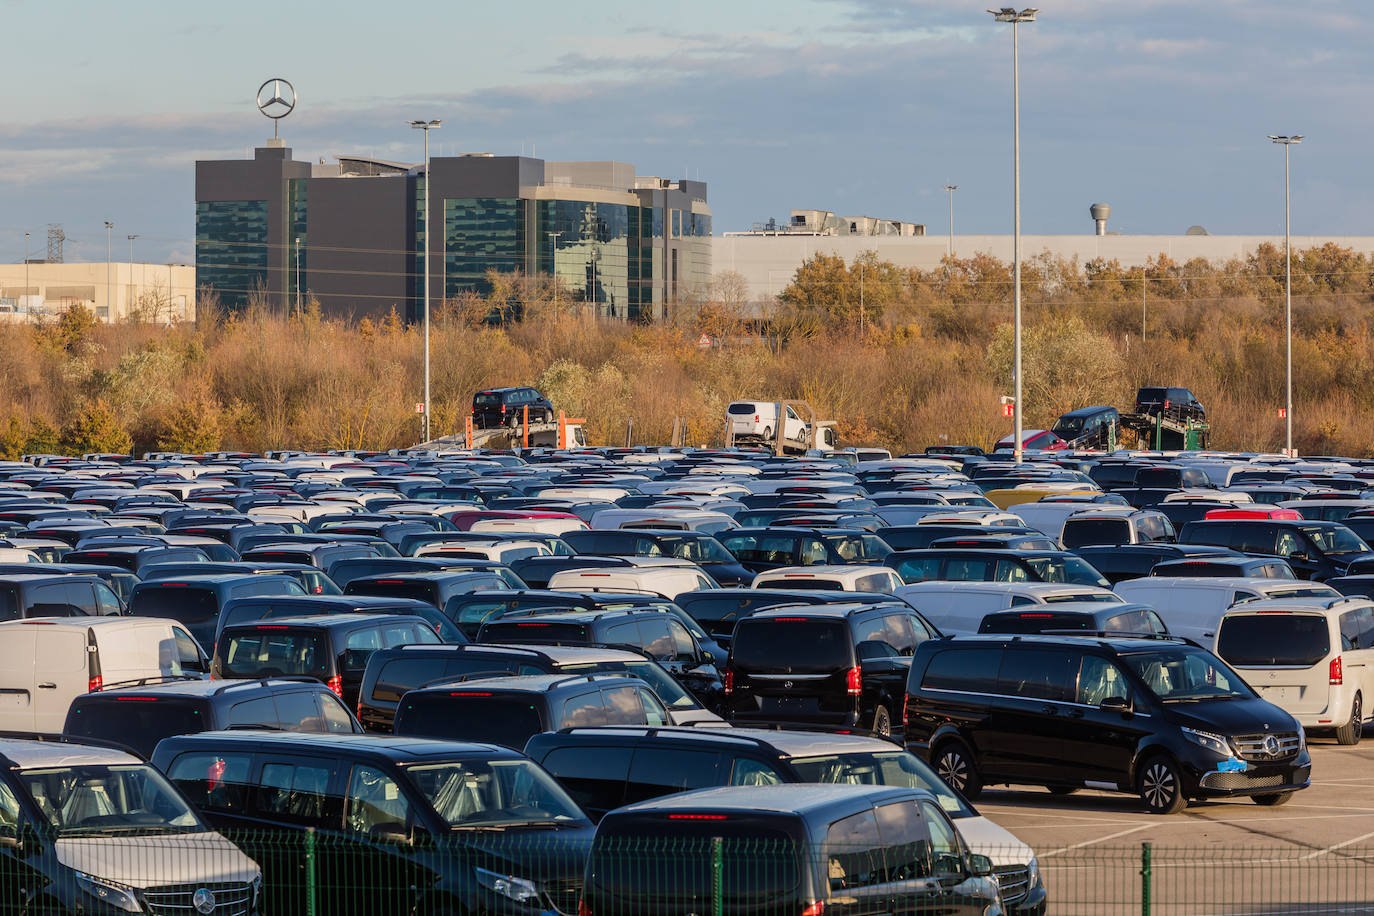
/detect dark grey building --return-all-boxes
[195,144,711,321]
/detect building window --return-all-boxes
[196,200,269,313]
[671,210,682,239]
[444,198,525,303]
[288,179,308,310]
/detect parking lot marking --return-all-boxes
[1299,829,1374,861]
[1039,823,1154,857]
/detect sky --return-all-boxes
[0,0,1366,264]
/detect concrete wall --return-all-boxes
[712,234,1374,303]
[0,262,193,323]
[306,174,411,320]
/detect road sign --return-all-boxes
[415,402,425,414]
[1002,403,1014,418]
[1278,408,1287,419]
[698,333,712,349]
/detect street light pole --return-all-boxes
[103,221,114,318]
[945,183,958,258]
[1269,134,1302,456]
[990,7,1037,463]
[23,233,29,314]
[294,237,302,317]
[409,119,442,443]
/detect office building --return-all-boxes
[0,262,194,323]
[195,144,711,321]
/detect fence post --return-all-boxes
[711,836,724,916]
[625,417,634,448]
[305,826,317,916]
[1140,841,1152,916]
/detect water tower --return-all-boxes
[1090,203,1111,236]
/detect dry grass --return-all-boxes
[6,244,1374,457]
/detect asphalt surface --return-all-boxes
[977,739,1374,915]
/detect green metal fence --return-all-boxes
[6,831,1373,915]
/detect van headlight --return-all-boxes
[475,866,541,906]
[1181,726,1232,757]
[1027,855,1041,889]
[252,873,263,908]
[74,872,142,913]
[1296,722,1306,751]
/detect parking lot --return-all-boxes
[978,740,1374,914]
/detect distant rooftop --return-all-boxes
[725,209,924,238]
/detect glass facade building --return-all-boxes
[444,198,524,297]
[195,200,268,312]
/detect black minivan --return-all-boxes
[726,603,939,737]
[1180,518,1374,580]
[154,731,594,916]
[583,784,1000,916]
[904,635,1312,813]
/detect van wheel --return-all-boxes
[934,740,982,800]
[872,705,891,738]
[1335,695,1362,746]
[762,427,773,441]
[1137,755,1187,814]
[1253,792,1295,807]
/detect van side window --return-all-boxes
[1237,524,1279,555]
[800,540,828,565]
[825,810,884,891]
[541,746,631,815]
[320,693,357,733]
[1009,596,1037,607]
[874,801,930,880]
[167,752,254,813]
[29,583,79,617]
[602,621,639,649]
[1358,608,1374,651]
[343,627,384,671]
[1077,656,1130,706]
[94,584,122,616]
[0,779,19,834]
[174,628,205,673]
[921,801,964,876]
[634,687,669,727]
[728,757,783,786]
[625,748,722,805]
[1340,610,1365,651]
[946,559,993,581]
[893,557,940,583]
[562,691,609,727]
[994,560,1029,583]
[347,765,409,836]
[257,759,334,824]
[921,649,1002,693]
[997,649,1075,702]
[602,686,647,725]
[635,617,675,661]
[275,691,324,731]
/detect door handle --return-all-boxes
[1040,705,1057,715]
[37,683,56,690]
[1067,708,1084,718]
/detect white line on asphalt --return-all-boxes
[1038,823,1154,857]
[1299,829,1374,861]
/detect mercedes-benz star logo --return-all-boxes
[1262,735,1281,757]
[193,887,217,915]
[783,681,793,690]
[256,78,296,120]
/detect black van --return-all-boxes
[64,544,212,574]
[216,594,466,645]
[358,644,720,733]
[395,673,671,748]
[885,549,1111,588]
[904,635,1312,813]
[718,527,893,574]
[153,731,594,916]
[472,387,556,428]
[726,603,938,737]
[1179,518,1374,580]
[1135,386,1206,422]
[675,588,895,649]
[1051,406,1120,449]
[65,676,361,757]
[344,571,512,610]
[583,784,1000,916]
[213,614,444,708]
[476,608,725,713]
[128,573,307,652]
[1070,544,1233,583]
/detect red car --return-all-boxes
[994,429,1069,451]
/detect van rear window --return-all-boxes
[590,824,800,907]
[1061,519,1131,548]
[921,648,1002,693]
[350,581,437,605]
[727,403,758,415]
[731,619,850,672]
[1217,615,1330,667]
[66,698,205,757]
[0,584,17,621]
[478,622,589,643]
[374,657,523,703]
[131,587,220,624]
[221,631,331,680]
[395,693,543,748]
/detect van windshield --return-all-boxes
[1217,615,1330,667]
[132,586,219,623]
[1301,525,1370,555]
[405,758,584,828]
[1124,647,1254,702]
[652,536,736,564]
[790,751,975,819]
[19,764,204,836]
[1025,557,1110,587]
[221,630,331,680]
[561,660,698,709]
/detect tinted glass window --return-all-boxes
[1062,519,1131,548]
[826,810,884,891]
[478,622,589,643]
[997,649,1076,702]
[602,686,648,724]
[395,693,544,748]
[221,631,331,679]
[561,691,609,728]
[94,584,122,616]
[636,617,676,661]
[346,580,436,605]
[132,587,219,624]
[920,648,1002,693]
[255,759,334,824]
[624,748,721,804]
[1217,615,1331,667]
[728,757,784,786]
[373,656,523,703]
[1077,656,1131,706]
[1187,523,1236,549]
[944,558,993,581]
[731,619,851,672]
[800,541,828,565]
[346,765,410,837]
[719,534,797,564]
[874,802,932,879]
[275,691,324,731]
[28,583,81,617]
[0,585,17,621]
[1235,524,1279,555]
[226,696,280,728]
[167,752,254,813]
[65,698,204,757]
[540,745,632,815]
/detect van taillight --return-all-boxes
[902,693,909,727]
[578,900,591,916]
[754,415,760,424]
[89,675,103,693]
[723,668,735,695]
[800,902,825,916]
[846,667,862,696]
[327,675,344,698]
[1330,656,1343,685]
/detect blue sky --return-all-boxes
[0,0,1365,263]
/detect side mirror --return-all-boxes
[1289,551,1310,562]
[0,828,20,851]
[966,853,994,878]
[1100,696,1131,713]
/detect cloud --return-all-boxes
[1136,38,1215,58]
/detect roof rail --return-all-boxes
[0,730,146,761]
[208,676,321,696]
[99,674,204,691]
[552,724,777,749]
[420,670,519,689]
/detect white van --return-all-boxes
[588,508,738,534]
[467,516,590,536]
[751,565,905,594]
[894,581,1124,635]
[1114,576,1340,644]
[1007,502,1099,540]
[727,401,809,443]
[1215,596,1374,744]
[0,617,208,733]
[413,539,551,564]
[547,566,720,600]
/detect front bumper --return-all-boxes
[1182,746,1312,799]
[1009,881,1048,916]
